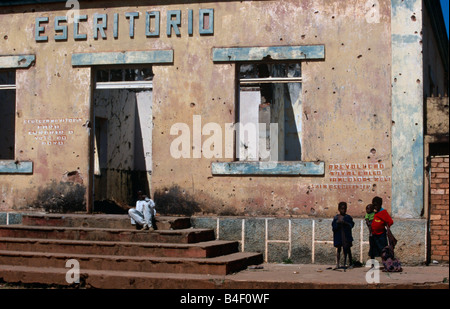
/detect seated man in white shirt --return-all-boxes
[128,190,156,231]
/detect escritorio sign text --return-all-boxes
[35,9,214,42]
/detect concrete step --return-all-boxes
[0,264,247,289]
[0,237,239,258]
[0,226,215,244]
[0,250,263,276]
[21,214,191,230]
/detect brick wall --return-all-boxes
[429,156,449,263]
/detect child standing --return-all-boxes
[332,202,355,271]
[371,196,394,258]
[365,204,376,263]
[364,204,375,260]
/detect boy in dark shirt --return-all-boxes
[332,202,355,271]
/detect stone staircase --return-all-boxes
[0,214,263,288]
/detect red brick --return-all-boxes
[430,227,442,232]
[434,230,447,235]
[436,246,448,251]
[433,210,447,215]
[434,220,447,226]
[431,194,443,200]
[433,168,446,173]
[432,251,447,256]
[431,189,446,195]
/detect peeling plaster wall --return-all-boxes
[391,0,424,219]
[152,0,394,218]
[0,6,91,210]
[1,0,395,218]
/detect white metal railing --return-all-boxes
[95,81,153,90]
[240,77,302,84]
[0,85,16,90]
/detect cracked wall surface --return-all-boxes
[0,0,438,220]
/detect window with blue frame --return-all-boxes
[238,62,302,162]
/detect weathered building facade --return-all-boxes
[0,0,448,264]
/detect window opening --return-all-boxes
[238,63,302,162]
[0,70,16,160]
[95,67,154,89]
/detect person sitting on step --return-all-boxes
[128,190,156,231]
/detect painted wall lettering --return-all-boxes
[24,118,82,146]
[35,9,214,42]
[310,163,391,190]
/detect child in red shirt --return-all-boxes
[371,196,394,258]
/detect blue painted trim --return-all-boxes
[211,161,325,176]
[199,8,214,35]
[188,9,193,36]
[391,0,424,218]
[213,45,325,62]
[146,11,160,37]
[54,16,68,41]
[0,161,33,174]
[93,13,107,40]
[167,10,181,37]
[125,12,139,38]
[113,13,119,39]
[74,15,87,40]
[71,50,173,66]
[0,55,35,69]
[35,17,49,42]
